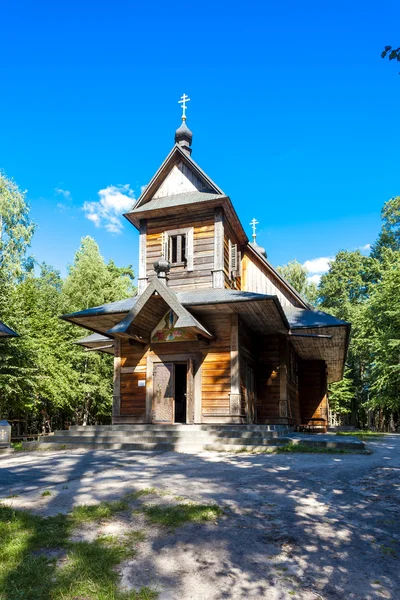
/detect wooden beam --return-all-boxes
[212,207,224,288]
[229,313,241,415]
[112,338,121,420]
[138,219,147,294]
[279,336,289,419]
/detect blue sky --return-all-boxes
[1,1,399,284]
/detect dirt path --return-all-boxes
[1,436,399,599]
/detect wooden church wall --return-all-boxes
[115,312,234,423]
[119,341,148,421]
[144,206,215,291]
[256,336,282,423]
[241,252,303,308]
[200,313,232,419]
[299,360,328,425]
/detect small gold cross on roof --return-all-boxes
[178,93,190,120]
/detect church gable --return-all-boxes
[132,144,224,210]
[153,161,212,199]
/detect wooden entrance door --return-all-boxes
[152,362,174,423]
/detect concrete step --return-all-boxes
[50,429,288,441]
[34,434,289,446]
[68,424,289,432]
[22,438,290,453]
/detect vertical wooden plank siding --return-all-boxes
[145,208,215,291]
[241,252,303,308]
[256,336,281,423]
[201,314,231,417]
[114,312,235,423]
[299,360,328,424]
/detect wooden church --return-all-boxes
[62,98,349,430]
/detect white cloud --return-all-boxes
[359,243,371,252]
[303,256,333,275]
[55,187,72,200]
[83,184,135,233]
[307,274,322,285]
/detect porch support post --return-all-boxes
[230,313,241,415]
[212,207,225,288]
[138,219,147,295]
[145,356,154,423]
[279,336,289,420]
[112,337,121,420]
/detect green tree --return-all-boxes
[318,250,374,425]
[0,171,35,279]
[60,236,136,425]
[363,249,400,419]
[61,236,135,312]
[276,259,318,305]
[371,196,400,260]
[0,171,37,423]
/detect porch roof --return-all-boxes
[61,288,349,382]
[75,332,114,354]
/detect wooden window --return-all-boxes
[162,227,194,271]
[169,234,186,265]
[229,240,239,278]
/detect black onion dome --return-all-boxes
[250,242,267,259]
[175,120,193,145]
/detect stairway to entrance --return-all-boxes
[22,424,293,453]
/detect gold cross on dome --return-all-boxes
[250,218,259,242]
[178,93,190,120]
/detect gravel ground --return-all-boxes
[1,436,399,600]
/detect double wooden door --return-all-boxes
[152,361,194,424]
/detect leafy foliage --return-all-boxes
[382,45,400,72]
[0,171,136,430]
[276,259,318,305]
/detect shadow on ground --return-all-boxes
[1,436,400,599]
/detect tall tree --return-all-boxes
[371,196,400,260]
[60,236,136,425]
[363,249,400,421]
[0,171,35,280]
[276,259,318,305]
[318,250,373,424]
[61,236,135,312]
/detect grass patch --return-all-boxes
[142,502,224,528]
[336,431,384,440]
[10,442,23,452]
[0,503,157,600]
[276,442,362,454]
[41,490,52,497]
[70,498,129,523]
[0,487,223,598]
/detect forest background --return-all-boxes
[0,171,399,433]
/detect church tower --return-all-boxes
[124,94,247,295]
